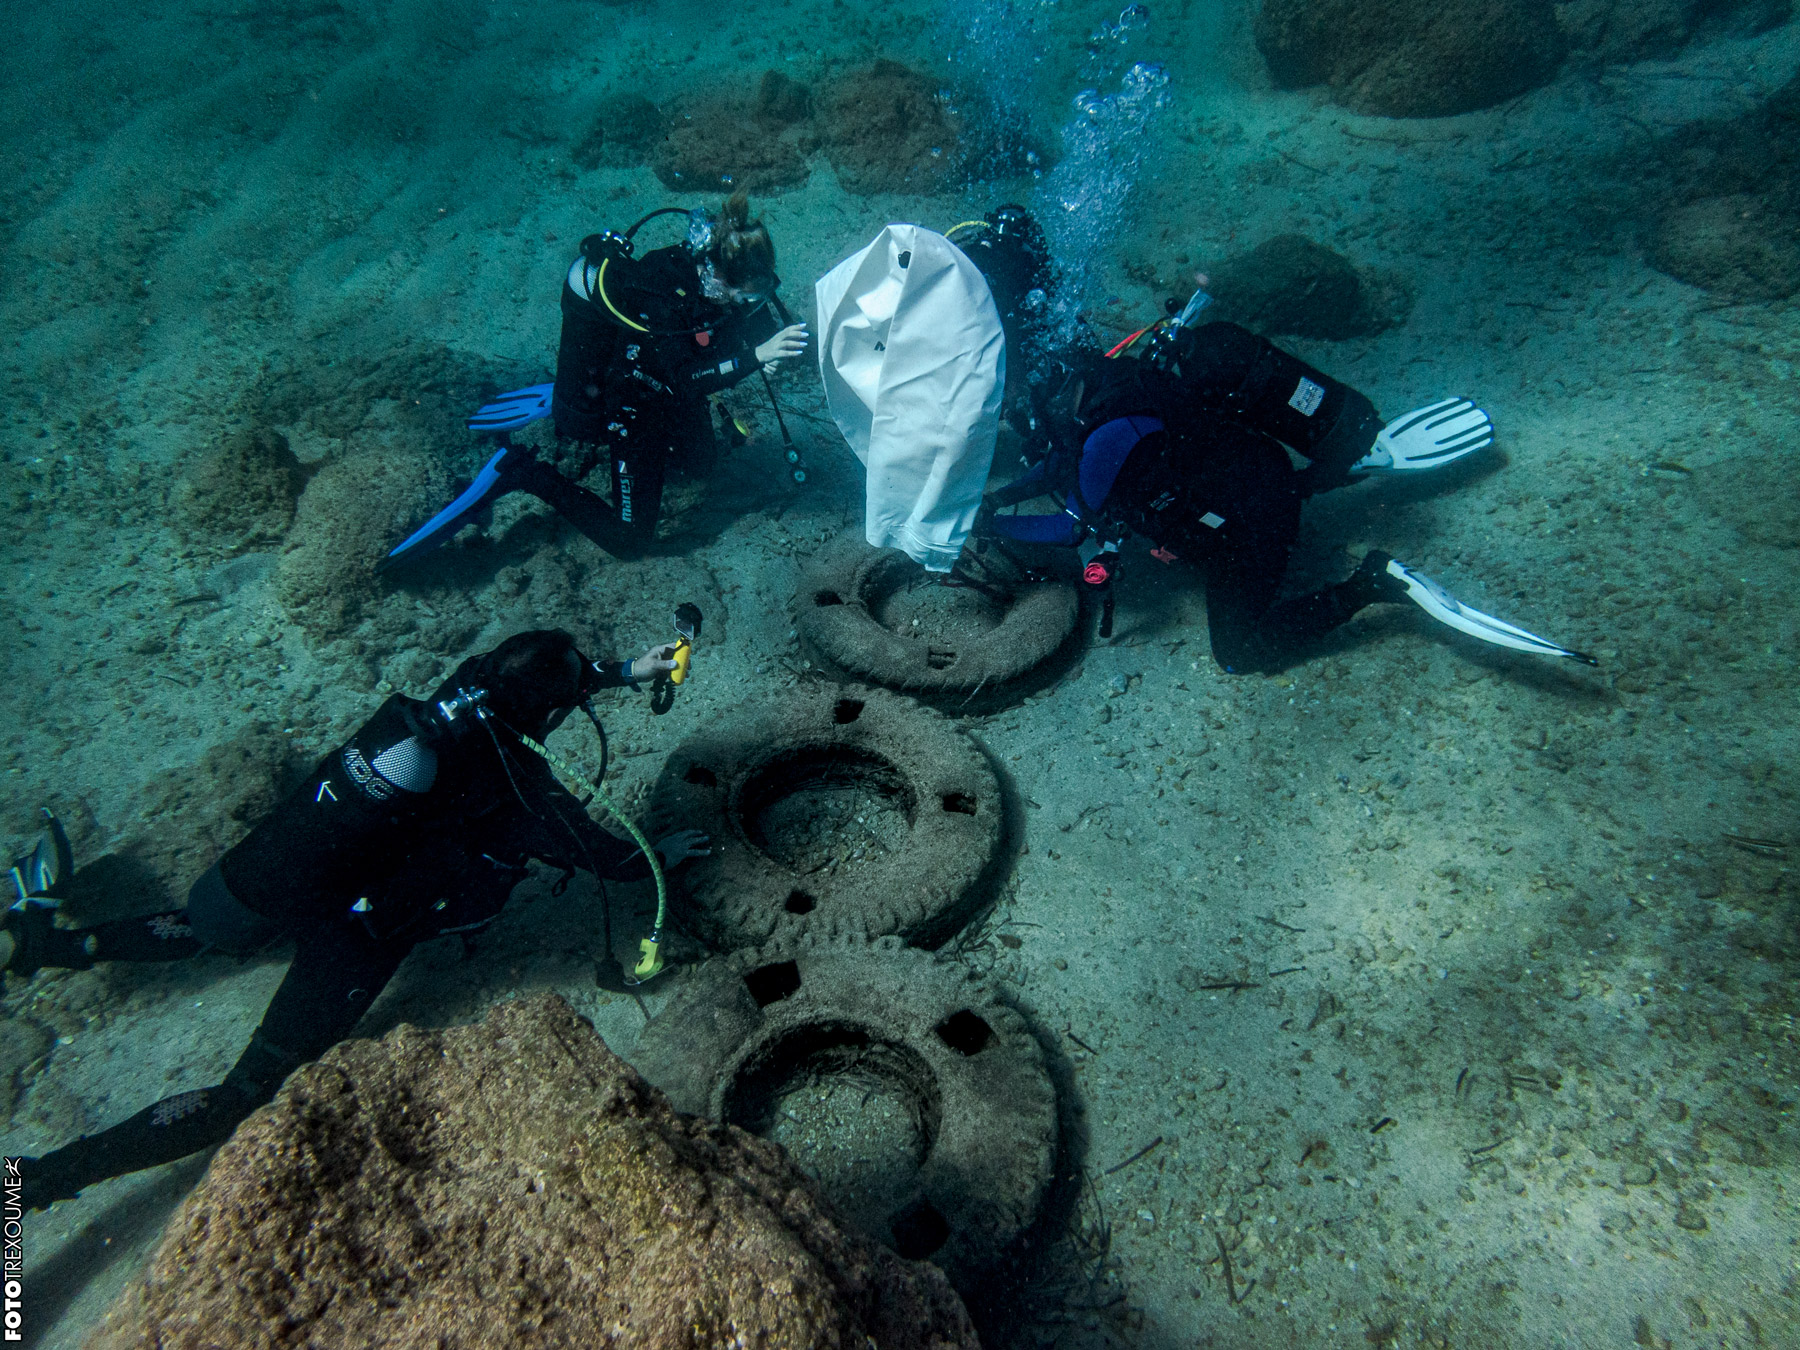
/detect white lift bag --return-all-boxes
[814,224,1005,572]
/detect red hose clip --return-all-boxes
[1083,560,1112,587]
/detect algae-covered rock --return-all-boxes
[1255,0,1565,118]
[87,993,978,1350]
[61,723,304,919]
[753,69,812,128]
[1647,75,1800,298]
[247,338,522,451]
[571,91,666,170]
[1207,235,1410,339]
[820,61,963,194]
[1652,195,1800,301]
[1555,0,1791,63]
[275,448,447,640]
[652,76,816,194]
[173,427,305,547]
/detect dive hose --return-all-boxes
[516,729,669,983]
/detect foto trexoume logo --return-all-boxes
[2,1158,22,1342]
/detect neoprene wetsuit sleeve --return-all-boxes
[585,660,640,691]
[1172,322,1382,488]
[983,462,1087,545]
[517,765,654,882]
[673,341,762,396]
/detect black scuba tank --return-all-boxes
[1147,321,1381,468]
[215,694,458,926]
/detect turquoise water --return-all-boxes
[3,2,1798,1345]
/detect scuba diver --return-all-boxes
[3,629,709,1212]
[949,205,1057,408]
[961,208,1593,672]
[386,190,810,566]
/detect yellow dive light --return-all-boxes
[669,602,701,685]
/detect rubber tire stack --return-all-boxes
[794,540,1079,704]
[630,934,1059,1296]
[646,688,1003,952]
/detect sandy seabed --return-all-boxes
[1,2,1796,1347]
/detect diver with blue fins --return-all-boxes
[4,625,709,1212]
[387,190,810,565]
[960,206,1593,671]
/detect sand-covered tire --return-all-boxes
[630,935,1058,1293]
[646,690,1003,952]
[795,541,1079,702]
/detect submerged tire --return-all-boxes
[646,689,1003,952]
[795,541,1079,703]
[630,935,1058,1294]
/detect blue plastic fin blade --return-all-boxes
[386,449,510,562]
[468,383,555,433]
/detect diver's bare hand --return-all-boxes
[625,643,678,682]
[755,323,809,371]
[653,829,712,866]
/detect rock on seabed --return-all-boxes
[85,994,977,1350]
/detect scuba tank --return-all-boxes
[215,675,490,927]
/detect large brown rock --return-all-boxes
[1206,235,1411,339]
[1255,0,1566,118]
[274,446,448,639]
[1652,194,1800,301]
[652,73,817,194]
[819,62,964,195]
[1648,75,1800,298]
[1556,0,1791,63]
[87,994,978,1350]
[173,427,306,548]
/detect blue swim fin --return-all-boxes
[468,383,554,434]
[384,448,512,566]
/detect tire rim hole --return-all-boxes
[743,960,802,1008]
[888,1196,952,1260]
[684,763,718,787]
[940,791,978,816]
[814,589,845,606]
[725,1024,942,1254]
[740,747,915,872]
[934,1009,994,1056]
[832,698,865,724]
[783,889,817,915]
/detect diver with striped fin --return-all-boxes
[962,207,1592,672]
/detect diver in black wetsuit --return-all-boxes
[963,209,1497,673]
[3,629,708,1212]
[492,191,810,557]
